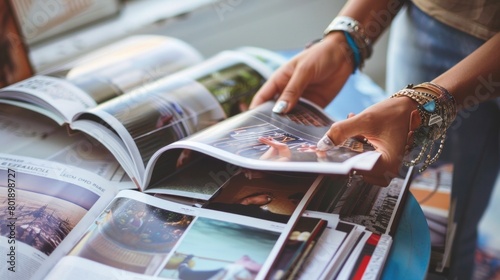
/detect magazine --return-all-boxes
[290,167,414,280]
[0,102,127,182]
[0,34,380,194]
[0,153,324,280]
[0,33,409,280]
[9,0,122,45]
[0,152,409,280]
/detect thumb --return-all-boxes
[316,115,364,151]
[316,116,397,187]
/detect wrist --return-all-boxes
[323,16,372,71]
[390,83,457,172]
[322,32,357,74]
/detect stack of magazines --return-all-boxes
[0,34,413,280]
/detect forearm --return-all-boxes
[433,32,500,109]
[337,0,406,44]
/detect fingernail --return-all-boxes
[317,135,336,151]
[272,100,288,114]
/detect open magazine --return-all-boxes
[0,33,409,279]
[0,152,323,279]
[0,34,380,193]
[0,151,410,280]
[0,84,406,280]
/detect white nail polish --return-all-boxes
[317,135,336,151]
[272,100,288,114]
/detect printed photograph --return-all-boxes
[210,121,372,164]
[196,62,267,117]
[97,79,225,166]
[159,217,281,279]
[203,170,315,223]
[268,217,327,279]
[68,197,194,275]
[150,154,240,200]
[307,175,405,235]
[0,170,99,255]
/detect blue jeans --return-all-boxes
[386,3,500,279]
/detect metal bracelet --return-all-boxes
[391,84,456,172]
[323,16,373,68]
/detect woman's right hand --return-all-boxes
[249,32,355,113]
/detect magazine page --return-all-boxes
[145,151,322,203]
[198,169,323,224]
[0,102,61,155]
[0,75,96,125]
[10,0,121,45]
[145,98,381,189]
[0,103,126,183]
[70,49,276,190]
[0,35,202,125]
[150,163,325,227]
[267,216,328,280]
[352,232,393,280]
[336,230,392,280]
[293,212,366,280]
[335,230,372,278]
[43,187,318,280]
[0,153,117,280]
[306,167,413,236]
[146,155,242,200]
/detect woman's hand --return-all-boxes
[318,97,418,185]
[249,33,354,112]
[258,136,293,161]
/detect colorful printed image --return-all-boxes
[68,197,194,275]
[307,175,405,235]
[203,170,315,223]
[196,62,267,117]
[97,79,225,167]
[211,122,370,163]
[159,217,281,279]
[0,170,99,255]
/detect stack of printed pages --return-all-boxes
[0,35,413,280]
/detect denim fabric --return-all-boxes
[386,3,500,279]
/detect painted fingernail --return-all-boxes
[272,100,288,114]
[317,135,336,151]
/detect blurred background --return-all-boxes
[19,0,389,89]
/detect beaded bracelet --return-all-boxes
[412,82,457,123]
[391,83,457,172]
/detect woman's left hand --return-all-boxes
[318,96,417,185]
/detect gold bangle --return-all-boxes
[391,83,456,172]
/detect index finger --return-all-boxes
[250,78,282,109]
